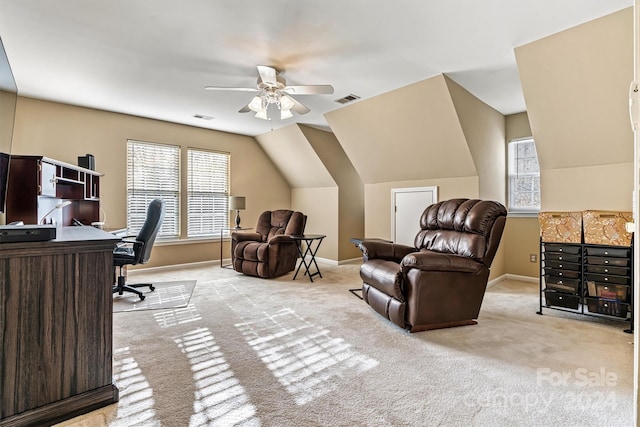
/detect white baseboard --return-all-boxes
[128,259,218,275]
[488,273,538,287]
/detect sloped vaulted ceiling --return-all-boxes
[324,74,477,185]
[515,7,634,171]
[255,123,336,189]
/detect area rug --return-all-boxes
[112,280,197,312]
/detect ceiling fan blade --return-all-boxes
[205,86,258,92]
[238,104,252,113]
[283,84,334,95]
[257,65,278,86]
[289,96,311,115]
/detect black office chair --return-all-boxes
[113,199,166,301]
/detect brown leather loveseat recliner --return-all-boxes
[231,209,306,278]
[358,198,507,332]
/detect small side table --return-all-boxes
[291,234,326,282]
[220,227,252,268]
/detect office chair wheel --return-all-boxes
[139,294,146,301]
[150,285,155,291]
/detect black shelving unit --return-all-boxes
[537,238,633,333]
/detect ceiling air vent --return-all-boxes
[193,114,214,120]
[334,94,360,104]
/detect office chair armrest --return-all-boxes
[115,238,145,252]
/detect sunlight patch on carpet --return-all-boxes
[152,303,202,328]
[235,307,379,405]
[111,346,159,426]
[174,327,260,426]
[113,280,197,313]
[208,278,381,407]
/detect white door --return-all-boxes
[392,187,438,246]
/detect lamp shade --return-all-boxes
[248,96,263,113]
[279,94,295,111]
[229,196,246,210]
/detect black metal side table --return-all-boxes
[291,234,326,282]
[220,227,252,268]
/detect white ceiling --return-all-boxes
[0,0,633,137]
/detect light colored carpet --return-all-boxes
[112,280,197,312]
[57,263,633,426]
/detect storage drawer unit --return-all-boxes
[583,243,632,321]
[541,243,583,311]
[538,239,633,331]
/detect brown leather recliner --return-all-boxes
[358,199,507,332]
[231,209,307,278]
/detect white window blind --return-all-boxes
[187,148,230,237]
[127,140,180,238]
[508,137,540,213]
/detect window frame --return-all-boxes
[186,147,230,238]
[507,137,540,215]
[126,139,181,239]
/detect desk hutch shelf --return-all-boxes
[5,155,102,226]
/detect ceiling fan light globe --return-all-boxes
[280,109,293,120]
[279,94,295,111]
[255,109,269,120]
[248,96,263,113]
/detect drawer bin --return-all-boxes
[585,246,630,258]
[544,291,580,310]
[544,244,581,255]
[586,298,629,318]
[543,268,580,279]
[544,260,581,271]
[543,252,581,263]
[586,282,629,300]
[544,276,580,293]
[584,273,630,285]
[585,265,629,276]
[585,256,629,267]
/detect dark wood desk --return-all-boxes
[0,226,121,426]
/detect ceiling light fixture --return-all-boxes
[247,90,294,121]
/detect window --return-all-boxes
[508,137,540,213]
[187,148,230,237]
[127,140,180,238]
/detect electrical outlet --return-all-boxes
[530,254,537,263]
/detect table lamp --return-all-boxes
[39,200,72,225]
[229,196,246,229]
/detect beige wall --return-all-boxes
[502,217,540,278]
[325,74,477,185]
[445,76,506,204]
[543,164,634,211]
[502,112,539,278]
[299,125,364,261]
[364,177,479,239]
[516,7,634,212]
[291,187,338,261]
[11,96,291,268]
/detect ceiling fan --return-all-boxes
[205,65,334,120]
